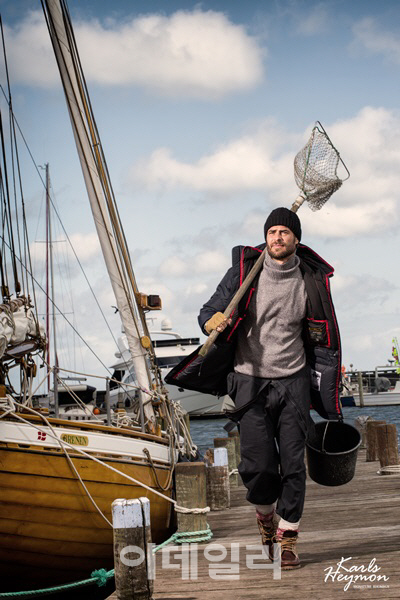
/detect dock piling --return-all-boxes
[228,429,241,480]
[175,462,208,534]
[112,497,154,600]
[376,423,399,468]
[365,419,386,461]
[357,371,365,407]
[206,447,230,511]
[214,436,239,486]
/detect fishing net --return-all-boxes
[294,122,349,211]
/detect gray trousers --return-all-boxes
[227,366,311,523]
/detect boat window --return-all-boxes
[156,356,184,368]
[110,370,125,390]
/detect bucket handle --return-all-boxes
[321,421,330,453]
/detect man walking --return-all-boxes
[198,207,342,569]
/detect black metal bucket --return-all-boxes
[306,420,361,486]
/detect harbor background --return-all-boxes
[21,404,399,600]
[190,405,400,455]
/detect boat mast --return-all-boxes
[42,0,157,430]
[45,164,50,393]
[46,163,59,416]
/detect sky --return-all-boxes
[1,0,400,390]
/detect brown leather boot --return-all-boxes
[257,516,275,560]
[276,530,300,570]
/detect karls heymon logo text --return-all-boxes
[324,557,389,591]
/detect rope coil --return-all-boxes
[377,465,400,475]
[174,505,210,514]
[153,524,213,549]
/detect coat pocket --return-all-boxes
[307,347,342,421]
[306,318,330,346]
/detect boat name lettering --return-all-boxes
[61,433,89,446]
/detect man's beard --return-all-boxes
[266,242,296,261]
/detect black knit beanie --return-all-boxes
[264,207,302,241]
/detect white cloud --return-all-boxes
[159,250,229,278]
[159,256,188,277]
[352,17,400,64]
[341,323,400,371]
[303,106,400,237]
[131,121,297,193]
[68,232,102,262]
[240,210,269,238]
[331,272,397,306]
[295,4,330,36]
[185,282,208,296]
[131,107,400,238]
[5,9,264,98]
[300,198,397,239]
[3,12,56,88]
[193,250,229,273]
[31,231,101,268]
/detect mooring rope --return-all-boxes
[0,524,214,598]
[0,569,115,598]
[1,398,207,515]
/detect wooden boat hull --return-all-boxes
[0,419,174,591]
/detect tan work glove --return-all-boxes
[204,312,231,334]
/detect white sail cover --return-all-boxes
[44,0,155,425]
[0,304,45,359]
[0,305,14,358]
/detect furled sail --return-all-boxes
[0,299,45,359]
[42,0,156,427]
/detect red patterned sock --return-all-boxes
[275,526,299,540]
[256,509,275,523]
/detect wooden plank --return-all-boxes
[106,449,400,599]
[144,449,400,599]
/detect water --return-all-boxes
[190,405,400,454]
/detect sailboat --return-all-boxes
[0,0,196,591]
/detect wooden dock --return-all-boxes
[108,449,400,599]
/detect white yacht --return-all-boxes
[110,319,234,417]
[342,365,400,406]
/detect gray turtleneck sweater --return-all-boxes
[234,252,307,378]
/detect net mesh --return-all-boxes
[294,126,343,211]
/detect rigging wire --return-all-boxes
[0,83,121,358]
[0,18,21,297]
[0,7,166,416]
[0,184,9,297]
[52,1,164,393]
[0,111,21,296]
[0,6,152,388]
[41,0,163,436]
[0,17,42,335]
[0,233,113,375]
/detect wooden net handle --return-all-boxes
[198,248,266,357]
